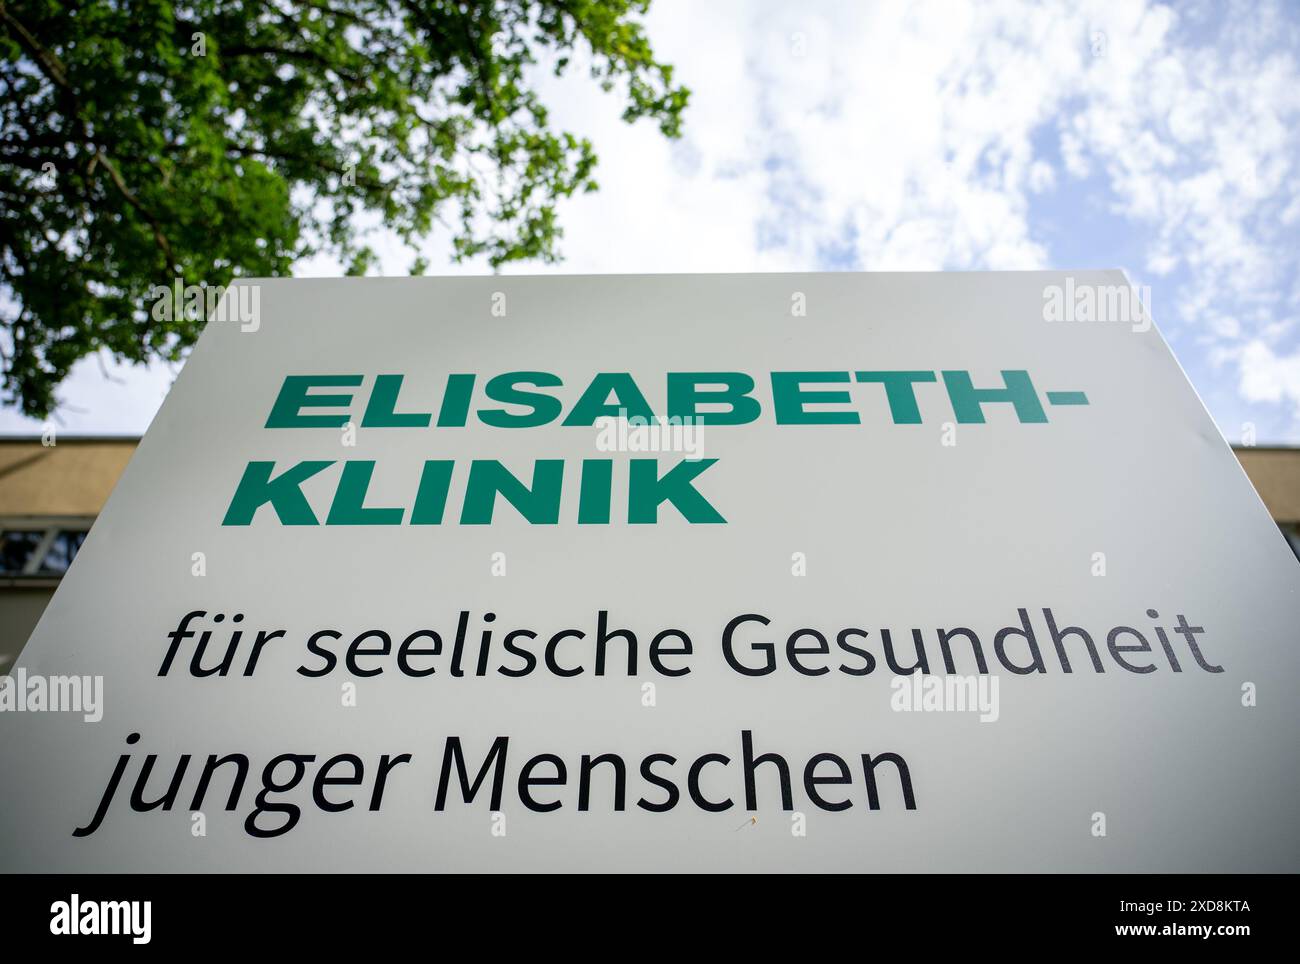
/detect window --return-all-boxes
[1282,523,1300,563]
[0,527,90,576]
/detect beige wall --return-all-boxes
[1234,447,1300,523]
[0,583,56,672]
[0,438,136,517]
[0,438,138,669]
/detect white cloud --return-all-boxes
[1238,340,1300,412]
[0,350,177,435]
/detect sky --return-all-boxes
[4,0,1300,442]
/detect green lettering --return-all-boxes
[942,370,1047,423]
[266,375,361,428]
[479,372,563,428]
[666,372,760,425]
[629,459,725,524]
[326,461,404,525]
[362,375,431,428]
[771,372,858,424]
[223,460,333,525]
[461,460,564,525]
[854,371,936,424]
[563,373,655,426]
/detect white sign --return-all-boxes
[2,271,1297,871]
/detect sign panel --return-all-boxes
[2,271,1297,871]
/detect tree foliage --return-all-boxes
[0,0,688,416]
